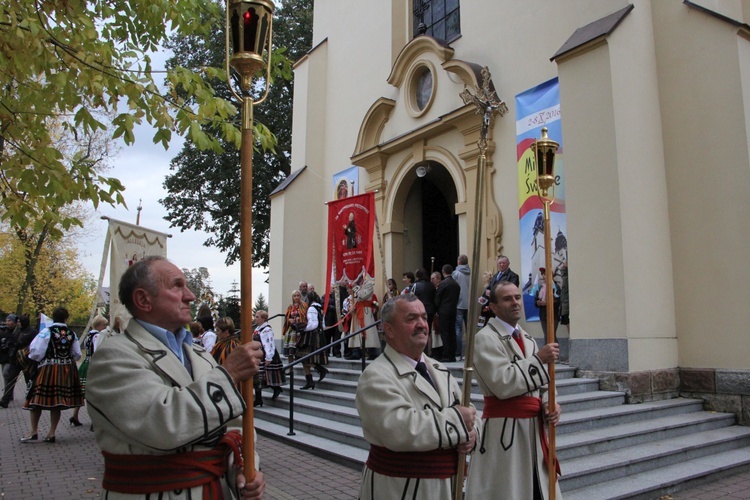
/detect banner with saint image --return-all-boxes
[324,192,376,298]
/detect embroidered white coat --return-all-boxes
[465,317,562,500]
[86,319,255,499]
[355,344,477,500]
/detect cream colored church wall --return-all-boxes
[557,45,628,346]
[652,1,750,370]
[451,0,630,339]
[312,2,400,182]
[268,195,287,333]
[606,0,677,371]
[270,1,407,313]
[269,40,328,319]
[276,0,750,375]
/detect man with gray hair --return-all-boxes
[355,294,478,499]
[86,256,266,498]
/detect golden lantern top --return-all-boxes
[227,0,275,91]
[531,127,559,197]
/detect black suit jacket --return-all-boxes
[490,269,520,289]
[435,276,461,316]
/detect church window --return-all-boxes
[415,69,433,110]
[413,0,460,42]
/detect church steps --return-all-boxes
[254,418,367,470]
[563,448,750,500]
[556,398,706,435]
[556,410,738,461]
[254,404,367,450]
[559,426,750,492]
[258,360,750,498]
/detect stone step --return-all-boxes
[562,446,750,499]
[254,417,366,470]
[269,385,625,416]
[556,398,706,435]
[559,425,750,491]
[290,364,586,395]
[255,404,368,450]
[557,410,737,460]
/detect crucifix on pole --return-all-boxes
[454,66,508,499]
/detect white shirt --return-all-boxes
[201,330,217,353]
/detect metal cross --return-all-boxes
[459,66,508,153]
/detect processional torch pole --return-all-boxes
[531,127,560,500]
[224,0,274,480]
[454,67,508,500]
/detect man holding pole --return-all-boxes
[355,294,478,499]
[86,256,266,499]
[465,281,561,500]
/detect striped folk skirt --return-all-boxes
[296,328,328,366]
[264,351,284,387]
[25,359,84,410]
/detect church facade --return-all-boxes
[268,0,750,420]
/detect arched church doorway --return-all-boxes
[401,162,458,275]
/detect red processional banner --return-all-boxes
[324,192,376,298]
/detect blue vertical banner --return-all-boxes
[515,78,568,321]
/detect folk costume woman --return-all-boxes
[211,317,240,366]
[21,307,84,444]
[297,300,329,390]
[282,290,308,361]
[70,315,108,427]
[254,310,284,401]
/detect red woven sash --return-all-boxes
[482,395,561,476]
[366,444,458,479]
[102,430,244,500]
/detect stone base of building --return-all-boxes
[576,367,750,425]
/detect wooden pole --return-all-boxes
[543,200,557,500]
[453,150,487,500]
[240,96,256,480]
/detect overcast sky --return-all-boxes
[77,45,270,305]
[79,121,270,304]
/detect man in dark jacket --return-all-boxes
[435,265,461,363]
[0,314,20,407]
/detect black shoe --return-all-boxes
[0,400,9,408]
[253,398,263,407]
[20,434,38,443]
[300,374,315,390]
[271,387,283,400]
[69,417,83,427]
[42,436,55,443]
[314,365,329,382]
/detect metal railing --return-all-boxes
[280,320,381,436]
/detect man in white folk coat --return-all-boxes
[86,256,266,499]
[355,294,478,500]
[465,281,562,500]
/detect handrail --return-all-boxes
[281,320,381,436]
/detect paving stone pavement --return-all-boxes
[2,380,749,499]
[0,382,361,499]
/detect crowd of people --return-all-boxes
[0,252,564,499]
